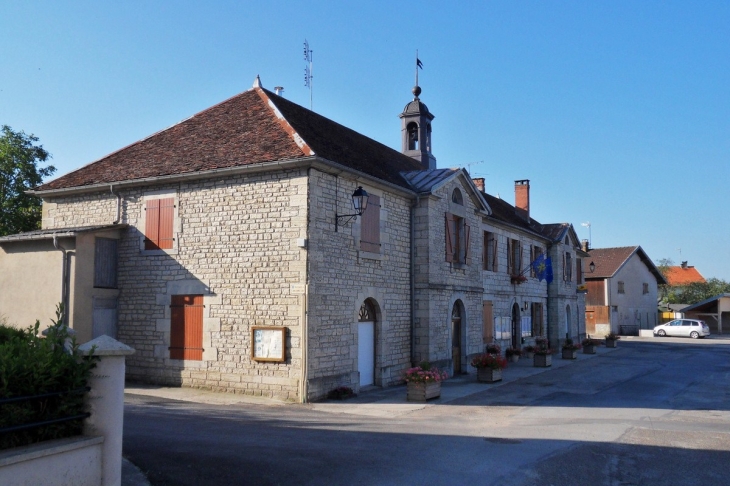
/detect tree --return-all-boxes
[666,278,730,305]
[0,125,55,236]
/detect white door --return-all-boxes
[358,322,375,386]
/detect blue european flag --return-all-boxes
[545,257,554,284]
[532,254,554,284]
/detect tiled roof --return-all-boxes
[665,266,706,285]
[586,246,667,284]
[36,87,422,192]
[481,193,573,243]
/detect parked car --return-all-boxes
[653,319,710,339]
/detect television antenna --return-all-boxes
[303,39,313,110]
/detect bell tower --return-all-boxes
[399,84,436,170]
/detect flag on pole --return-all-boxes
[531,253,554,284]
[416,58,423,69]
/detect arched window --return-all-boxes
[451,188,463,205]
[358,299,377,387]
[359,300,376,322]
[426,124,432,152]
[407,122,419,150]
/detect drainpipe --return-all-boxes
[53,234,70,326]
[110,185,122,224]
[301,167,312,403]
[409,194,421,366]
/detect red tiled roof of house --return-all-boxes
[35,87,422,192]
[665,266,706,285]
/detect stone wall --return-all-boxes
[305,170,412,400]
[43,169,308,401]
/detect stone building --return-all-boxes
[0,78,587,401]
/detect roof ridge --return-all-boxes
[254,88,314,157]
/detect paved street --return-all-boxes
[123,338,730,485]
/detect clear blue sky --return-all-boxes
[2,1,729,279]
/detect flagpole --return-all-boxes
[415,49,419,88]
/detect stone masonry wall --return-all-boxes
[306,169,412,400]
[43,169,308,401]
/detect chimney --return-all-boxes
[515,180,530,222]
[581,239,589,252]
[681,261,688,269]
[274,86,284,96]
[473,178,485,193]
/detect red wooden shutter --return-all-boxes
[577,258,582,284]
[170,295,203,360]
[360,194,380,253]
[145,199,160,250]
[507,239,513,274]
[445,213,454,262]
[483,301,494,344]
[158,198,175,250]
[464,223,471,263]
[518,242,523,274]
[492,235,498,271]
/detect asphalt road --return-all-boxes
[123,338,730,485]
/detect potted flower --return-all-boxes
[522,345,536,359]
[403,361,448,402]
[505,347,522,363]
[561,338,581,360]
[510,275,528,285]
[471,353,507,383]
[605,332,620,348]
[582,338,599,354]
[533,337,552,367]
[486,343,501,356]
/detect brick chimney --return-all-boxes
[681,261,688,269]
[515,180,530,222]
[472,178,485,193]
[581,239,589,252]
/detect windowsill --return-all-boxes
[359,250,383,261]
[141,248,179,256]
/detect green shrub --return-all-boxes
[0,307,98,450]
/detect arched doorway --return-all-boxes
[565,304,571,339]
[511,303,521,349]
[358,300,376,386]
[451,301,464,374]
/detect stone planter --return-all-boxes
[508,354,520,363]
[583,345,596,354]
[523,351,534,360]
[562,348,578,360]
[477,368,502,383]
[606,339,618,348]
[534,354,552,367]
[407,381,441,402]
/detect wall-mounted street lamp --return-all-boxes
[335,186,369,232]
[589,261,596,273]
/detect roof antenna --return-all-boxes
[304,39,313,110]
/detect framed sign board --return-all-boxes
[251,326,286,362]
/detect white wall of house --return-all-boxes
[606,255,659,332]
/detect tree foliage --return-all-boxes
[665,278,730,305]
[0,125,55,236]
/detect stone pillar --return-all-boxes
[79,335,135,486]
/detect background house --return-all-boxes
[680,294,729,335]
[584,246,667,336]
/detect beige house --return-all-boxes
[0,78,588,401]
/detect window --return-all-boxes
[170,295,204,360]
[530,246,543,277]
[618,281,625,294]
[484,231,497,271]
[360,194,380,253]
[451,188,463,205]
[94,238,118,288]
[576,258,583,284]
[144,197,175,250]
[563,252,572,282]
[531,303,543,336]
[445,213,470,263]
[643,283,649,294]
[507,239,522,275]
[407,122,419,150]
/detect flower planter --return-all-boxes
[477,368,502,383]
[534,354,552,367]
[583,345,596,354]
[407,381,441,402]
[523,351,534,360]
[562,349,578,360]
[508,355,520,363]
[606,339,618,348]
